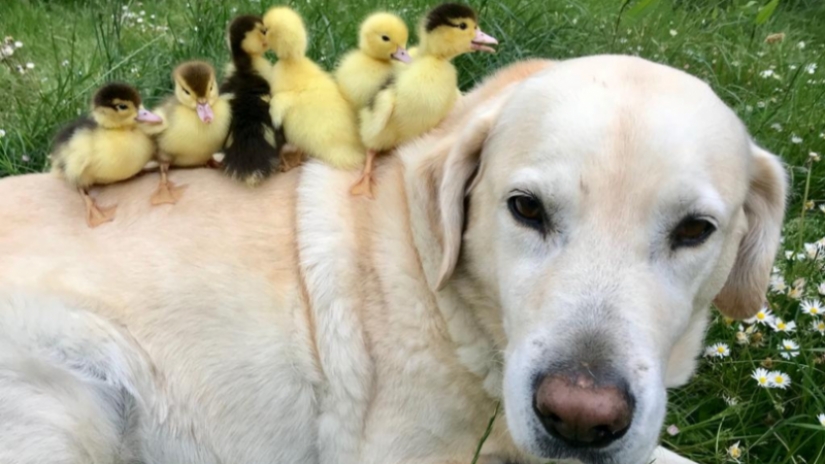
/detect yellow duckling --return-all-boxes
[334,12,411,110]
[352,3,497,197]
[50,82,163,227]
[150,61,231,205]
[264,6,366,171]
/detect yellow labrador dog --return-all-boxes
[0,55,785,464]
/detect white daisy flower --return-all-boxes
[14,40,23,48]
[746,307,774,325]
[760,69,775,78]
[25,62,34,70]
[770,318,796,333]
[797,41,806,49]
[728,441,742,460]
[818,413,825,426]
[768,371,791,389]
[723,394,739,406]
[811,152,821,162]
[752,368,770,388]
[778,339,800,359]
[666,424,679,436]
[0,129,5,138]
[805,243,820,259]
[0,44,13,59]
[805,63,818,74]
[801,299,823,316]
[735,330,749,345]
[770,123,783,132]
[812,319,825,335]
[788,286,804,300]
[791,134,803,144]
[709,342,730,358]
[770,275,787,293]
[785,250,794,260]
[669,29,677,36]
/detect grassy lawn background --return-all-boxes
[1,0,824,462]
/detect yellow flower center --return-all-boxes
[731,448,741,458]
[812,307,819,314]
[757,313,766,320]
[717,346,725,353]
[778,322,786,329]
[774,376,784,384]
[759,377,767,384]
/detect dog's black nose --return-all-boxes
[533,370,633,448]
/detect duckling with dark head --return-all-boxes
[50,82,162,227]
[219,14,286,187]
[150,60,230,204]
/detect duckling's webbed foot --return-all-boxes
[206,158,224,170]
[151,163,187,205]
[79,188,116,228]
[350,149,378,199]
[278,144,305,173]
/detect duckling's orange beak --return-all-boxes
[196,103,214,123]
[136,108,163,124]
[471,28,498,53]
[391,46,412,63]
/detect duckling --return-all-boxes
[351,3,497,197]
[219,15,285,187]
[334,12,411,110]
[151,60,231,204]
[50,82,163,227]
[264,6,366,171]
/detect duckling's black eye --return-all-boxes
[116,104,128,111]
[508,194,545,232]
[183,89,191,96]
[381,35,390,42]
[459,22,468,30]
[671,216,716,249]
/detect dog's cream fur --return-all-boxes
[0,56,785,464]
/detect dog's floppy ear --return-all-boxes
[434,102,507,291]
[714,143,787,319]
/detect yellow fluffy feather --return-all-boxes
[264,6,365,171]
[334,12,410,110]
[351,4,497,198]
[50,82,163,227]
[150,61,231,205]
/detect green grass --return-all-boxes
[1,0,824,462]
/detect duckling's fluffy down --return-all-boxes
[265,6,365,170]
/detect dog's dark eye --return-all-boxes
[671,217,716,249]
[381,35,390,42]
[508,194,544,232]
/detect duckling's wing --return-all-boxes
[360,87,396,143]
[49,117,97,174]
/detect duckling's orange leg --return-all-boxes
[150,162,187,206]
[350,149,378,199]
[79,188,116,228]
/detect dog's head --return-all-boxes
[419,56,786,464]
